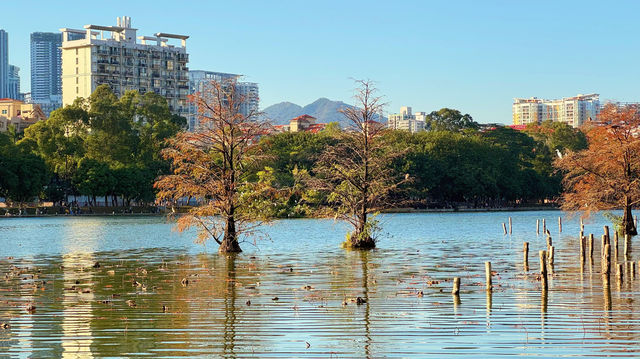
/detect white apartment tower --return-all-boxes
[388,106,425,133]
[187,70,259,131]
[60,17,190,116]
[513,94,600,128]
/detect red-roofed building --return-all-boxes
[0,98,46,132]
[509,124,527,131]
[290,114,317,132]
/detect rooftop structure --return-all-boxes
[60,16,190,116]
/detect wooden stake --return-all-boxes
[602,243,611,276]
[548,246,555,274]
[614,232,619,261]
[580,235,585,264]
[523,242,529,270]
[542,219,546,235]
[452,277,460,295]
[588,234,594,260]
[546,235,553,251]
[604,225,610,244]
[539,250,548,290]
[536,219,540,235]
[485,261,492,290]
[502,223,507,235]
[624,234,630,259]
[601,234,607,258]
[558,216,562,232]
[617,263,624,286]
[508,217,512,235]
[580,217,584,231]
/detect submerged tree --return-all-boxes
[155,79,270,253]
[313,80,407,249]
[555,104,640,235]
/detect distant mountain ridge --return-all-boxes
[262,98,358,127]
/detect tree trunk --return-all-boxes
[219,214,242,253]
[623,195,637,236]
[348,201,375,250]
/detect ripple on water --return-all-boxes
[0,211,639,357]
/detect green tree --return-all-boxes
[0,133,49,204]
[426,108,479,131]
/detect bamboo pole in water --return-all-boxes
[624,234,630,259]
[485,261,492,291]
[539,250,548,290]
[558,216,562,232]
[602,244,611,277]
[617,263,624,288]
[523,242,529,271]
[452,277,460,295]
[614,232,619,261]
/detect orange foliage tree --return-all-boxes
[155,79,271,252]
[312,80,408,249]
[555,104,640,235]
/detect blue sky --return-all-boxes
[2,0,639,123]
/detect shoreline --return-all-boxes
[0,205,561,219]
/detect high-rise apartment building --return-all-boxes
[7,65,19,100]
[512,94,600,128]
[388,106,425,133]
[60,16,190,116]
[187,70,259,131]
[0,30,8,98]
[30,32,63,116]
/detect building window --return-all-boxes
[1,110,6,115]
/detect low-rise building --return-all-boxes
[0,98,46,132]
[271,114,327,134]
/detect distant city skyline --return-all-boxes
[2,0,639,124]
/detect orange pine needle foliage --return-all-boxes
[555,104,640,235]
[154,79,271,252]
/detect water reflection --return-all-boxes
[1,213,640,357]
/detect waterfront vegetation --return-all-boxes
[9,81,640,249]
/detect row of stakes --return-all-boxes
[451,216,638,303]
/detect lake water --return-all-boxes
[0,211,638,358]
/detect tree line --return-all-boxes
[0,83,588,212]
[0,85,186,207]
